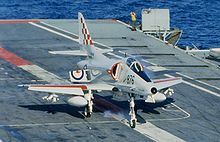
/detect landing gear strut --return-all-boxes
[84,90,93,118]
[129,93,137,128]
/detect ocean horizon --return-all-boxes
[0,0,219,49]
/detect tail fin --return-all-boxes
[78,12,94,57]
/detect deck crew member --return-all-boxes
[130,11,136,31]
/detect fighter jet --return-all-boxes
[24,13,182,128]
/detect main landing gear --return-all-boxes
[129,93,137,128]
[84,90,93,118]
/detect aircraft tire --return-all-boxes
[130,119,136,128]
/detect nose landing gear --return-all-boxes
[129,93,137,128]
[84,90,93,118]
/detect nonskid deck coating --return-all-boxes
[0,19,219,141]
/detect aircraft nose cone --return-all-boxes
[154,93,166,103]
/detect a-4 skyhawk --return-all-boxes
[23,13,182,128]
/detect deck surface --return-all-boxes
[0,19,219,142]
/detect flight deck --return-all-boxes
[0,19,219,142]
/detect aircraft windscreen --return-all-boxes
[126,57,136,67]
[126,57,151,82]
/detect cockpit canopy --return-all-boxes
[126,57,151,82]
[126,57,144,73]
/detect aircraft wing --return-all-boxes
[49,50,88,56]
[144,69,177,78]
[152,77,182,90]
[110,77,182,95]
[27,83,114,95]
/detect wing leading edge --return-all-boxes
[27,83,114,96]
[153,77,182,90]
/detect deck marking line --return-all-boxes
[29,22,79,42]
[165,74,220,97]
[0,20,40,24]
[0,47,33,66]
[134,122,185,142]
[29,22,112,50]
[0,120,119,127]
[39,21,112,49]
[148,103,190,121]
[19,65,68,84]
[0,47,67,84]
[176,72,220,91]
[107,52,123,59]
[39,21,79,37]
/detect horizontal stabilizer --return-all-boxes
[49,50,87,56]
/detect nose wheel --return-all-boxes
[84,90,93,118]
[129,94,137,128]
[84,104,92,118]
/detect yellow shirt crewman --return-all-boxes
[130,12,136,31]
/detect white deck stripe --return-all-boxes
[0,120,119,127]
[40,21,79,37]
[176,72,220,92]
[165,74,220,97]
[29,22,79,42]
[134,122,185,142]
[19,65,68,84]
[31,21,112,50]
[148,103,190,121]
[29,21,186,142]
[107,52,123,59]
[146,66,168,72]
[108,113,185,142]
